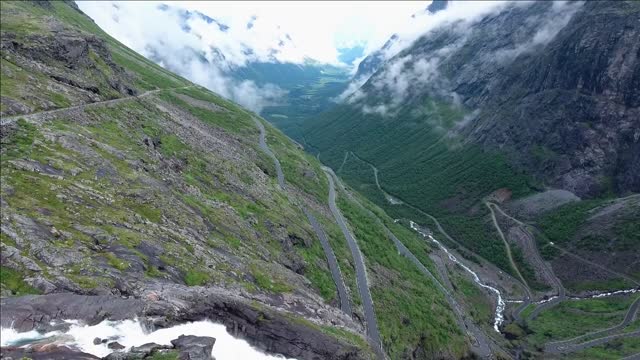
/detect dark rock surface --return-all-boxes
[171,335,215,360]
[108,342,126,350]
[467,1,640,196]
[0,285,365,360]
[0,345,100,359]
[130,343,171,355]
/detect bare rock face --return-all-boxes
[171,335,216,360]
[108,342,126,350]
[464,1,640,197]
[0,17,137,116]
[0,288,365,360]
[0,345,100,360]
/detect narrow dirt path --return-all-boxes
[544,295,640,354]
[621,352,640,360]
[336,151,349,174]
[252,117,353,315]
[551,244,640,286]
[488,202,637,287]
[486,202,532,298]
[324,167,383,355]
[1,86,194,126]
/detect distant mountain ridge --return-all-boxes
[352,0,449,84]
[302,0,640,283]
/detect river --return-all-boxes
[409,221,506,332]
[1,319,295,360]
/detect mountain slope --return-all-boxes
[299,2,640,357]
[302,1,640,286]
[0,2,470,359]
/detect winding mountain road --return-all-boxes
[0,86,194,126]
[336,178,494,358]
[303,208,353,315]
[253,118,286,190]
[544,295,640,354]
[324,167,382,353]
[489,203,639,287]
[486,202,532,299]
[252,117,353,316]
[622,352,640,360]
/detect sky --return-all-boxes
[76,1,568,112]
[176,1,431,64]
[77,1,427,66]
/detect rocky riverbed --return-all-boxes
[0,284,365,360]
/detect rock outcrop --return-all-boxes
[171,336,215,360]
[0,285,364,360]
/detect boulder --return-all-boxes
[170,335,215,360]
[130,342,172,355]
[0,345,99,359]
[107,341,125,350]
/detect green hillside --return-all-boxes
[0,1,468,358]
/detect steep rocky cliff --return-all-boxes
[302,1,639,284]
[466,0,640,197]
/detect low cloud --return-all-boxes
[78,1,289,112]
[338,1,511,106]
[346,1,583,117]
[492,1,584,62]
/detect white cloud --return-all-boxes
[379,1,513,63]
[337,1,514,104]
[346,1,583,116]
[78,1,427,66]
[76,1,431,111]
[492,1,584,62]
[77,1,292,112]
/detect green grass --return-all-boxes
[565,277,635,293]
[130,203,163,223]
[568,336,640,360]
[158,92,256,136]
[184,270,210,286]
[147,350,179,360]
[297,237,337,302]
[526,294,638,344]
[537,199,605,246]
[0,266,40,296]
[105,253,130,271]
[450,270,493,326]
[336,191,466,358]
[2,119,37,159]
[520,303,536,319]
[250,266,293,294]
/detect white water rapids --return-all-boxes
[409,221,639,333]
[409,221,506,332]
[1,319,295,360]
[535,288,640,305]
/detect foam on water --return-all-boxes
[410,221,506,332]
[1,319,294,360]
